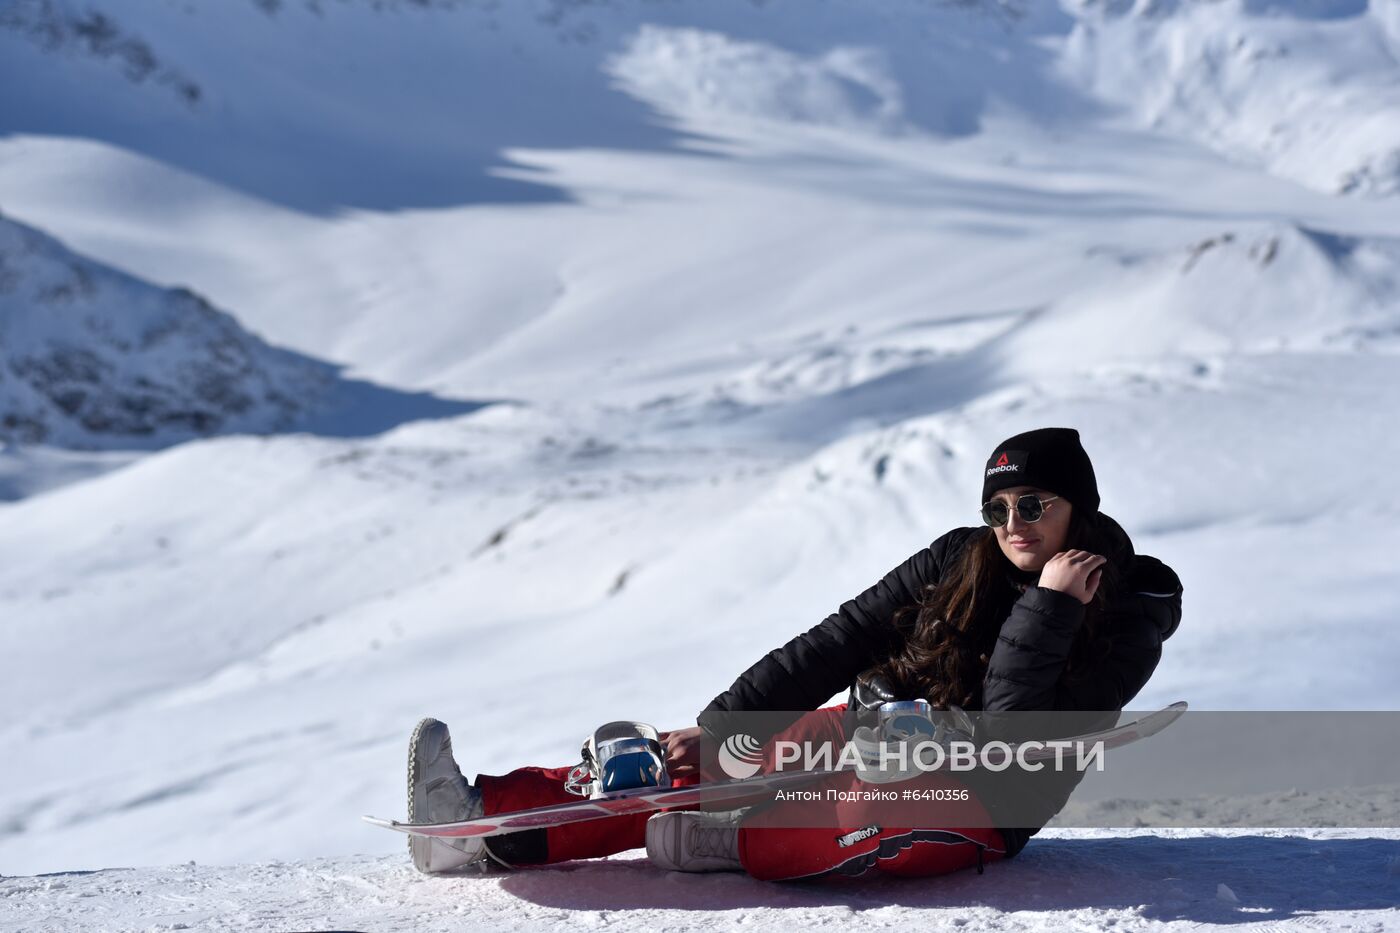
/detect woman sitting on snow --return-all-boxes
[405,427,1183,881]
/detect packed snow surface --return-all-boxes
[2,0,1399,929]
[5,830,1399,933]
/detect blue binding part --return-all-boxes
[600,751,663,793]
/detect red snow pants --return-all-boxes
[474,705,1006,882]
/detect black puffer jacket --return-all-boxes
[696,512,1182,857]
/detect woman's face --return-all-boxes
[988,485,1072,574]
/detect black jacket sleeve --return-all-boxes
[696,528,977,741]
[982,555,1183,714]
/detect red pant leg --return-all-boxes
[740,814,1005,882]
[737,764,1008,881]
[472,706,852,866]
[734,707,1011,882]
[877,826,1005,877]
[474,766,700,866]
[755,705,850,772]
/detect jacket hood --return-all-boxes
[1094,511,1136,574]
[1098,512,1183,639]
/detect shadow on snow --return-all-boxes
[491,835,1399,923]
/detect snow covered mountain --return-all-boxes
[0,211,332,448]
[0,209,480,499]
[1,2,1399,921]
[1065,0,1400,197]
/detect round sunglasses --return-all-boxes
[980,494,1060,528]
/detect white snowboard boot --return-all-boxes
[645,809,747,873]
[407,717,487,873]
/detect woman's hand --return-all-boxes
[1038,549,1107,605]
[659,725,704,775]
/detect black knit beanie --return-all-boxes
[981,427,1100,514]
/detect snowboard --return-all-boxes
[364,701,1187,841]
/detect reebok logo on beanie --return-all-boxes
[985,450,1028,479]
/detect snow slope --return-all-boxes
[6,831,1400,933]
[1,2,1399,928]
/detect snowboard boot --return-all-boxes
[407,717,487,874]
[645,809,747,873]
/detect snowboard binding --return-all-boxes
[564,721,670,799]
[846,674,976,740]
[845,675,978,782]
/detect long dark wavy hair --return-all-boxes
[866,509,1123,709]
